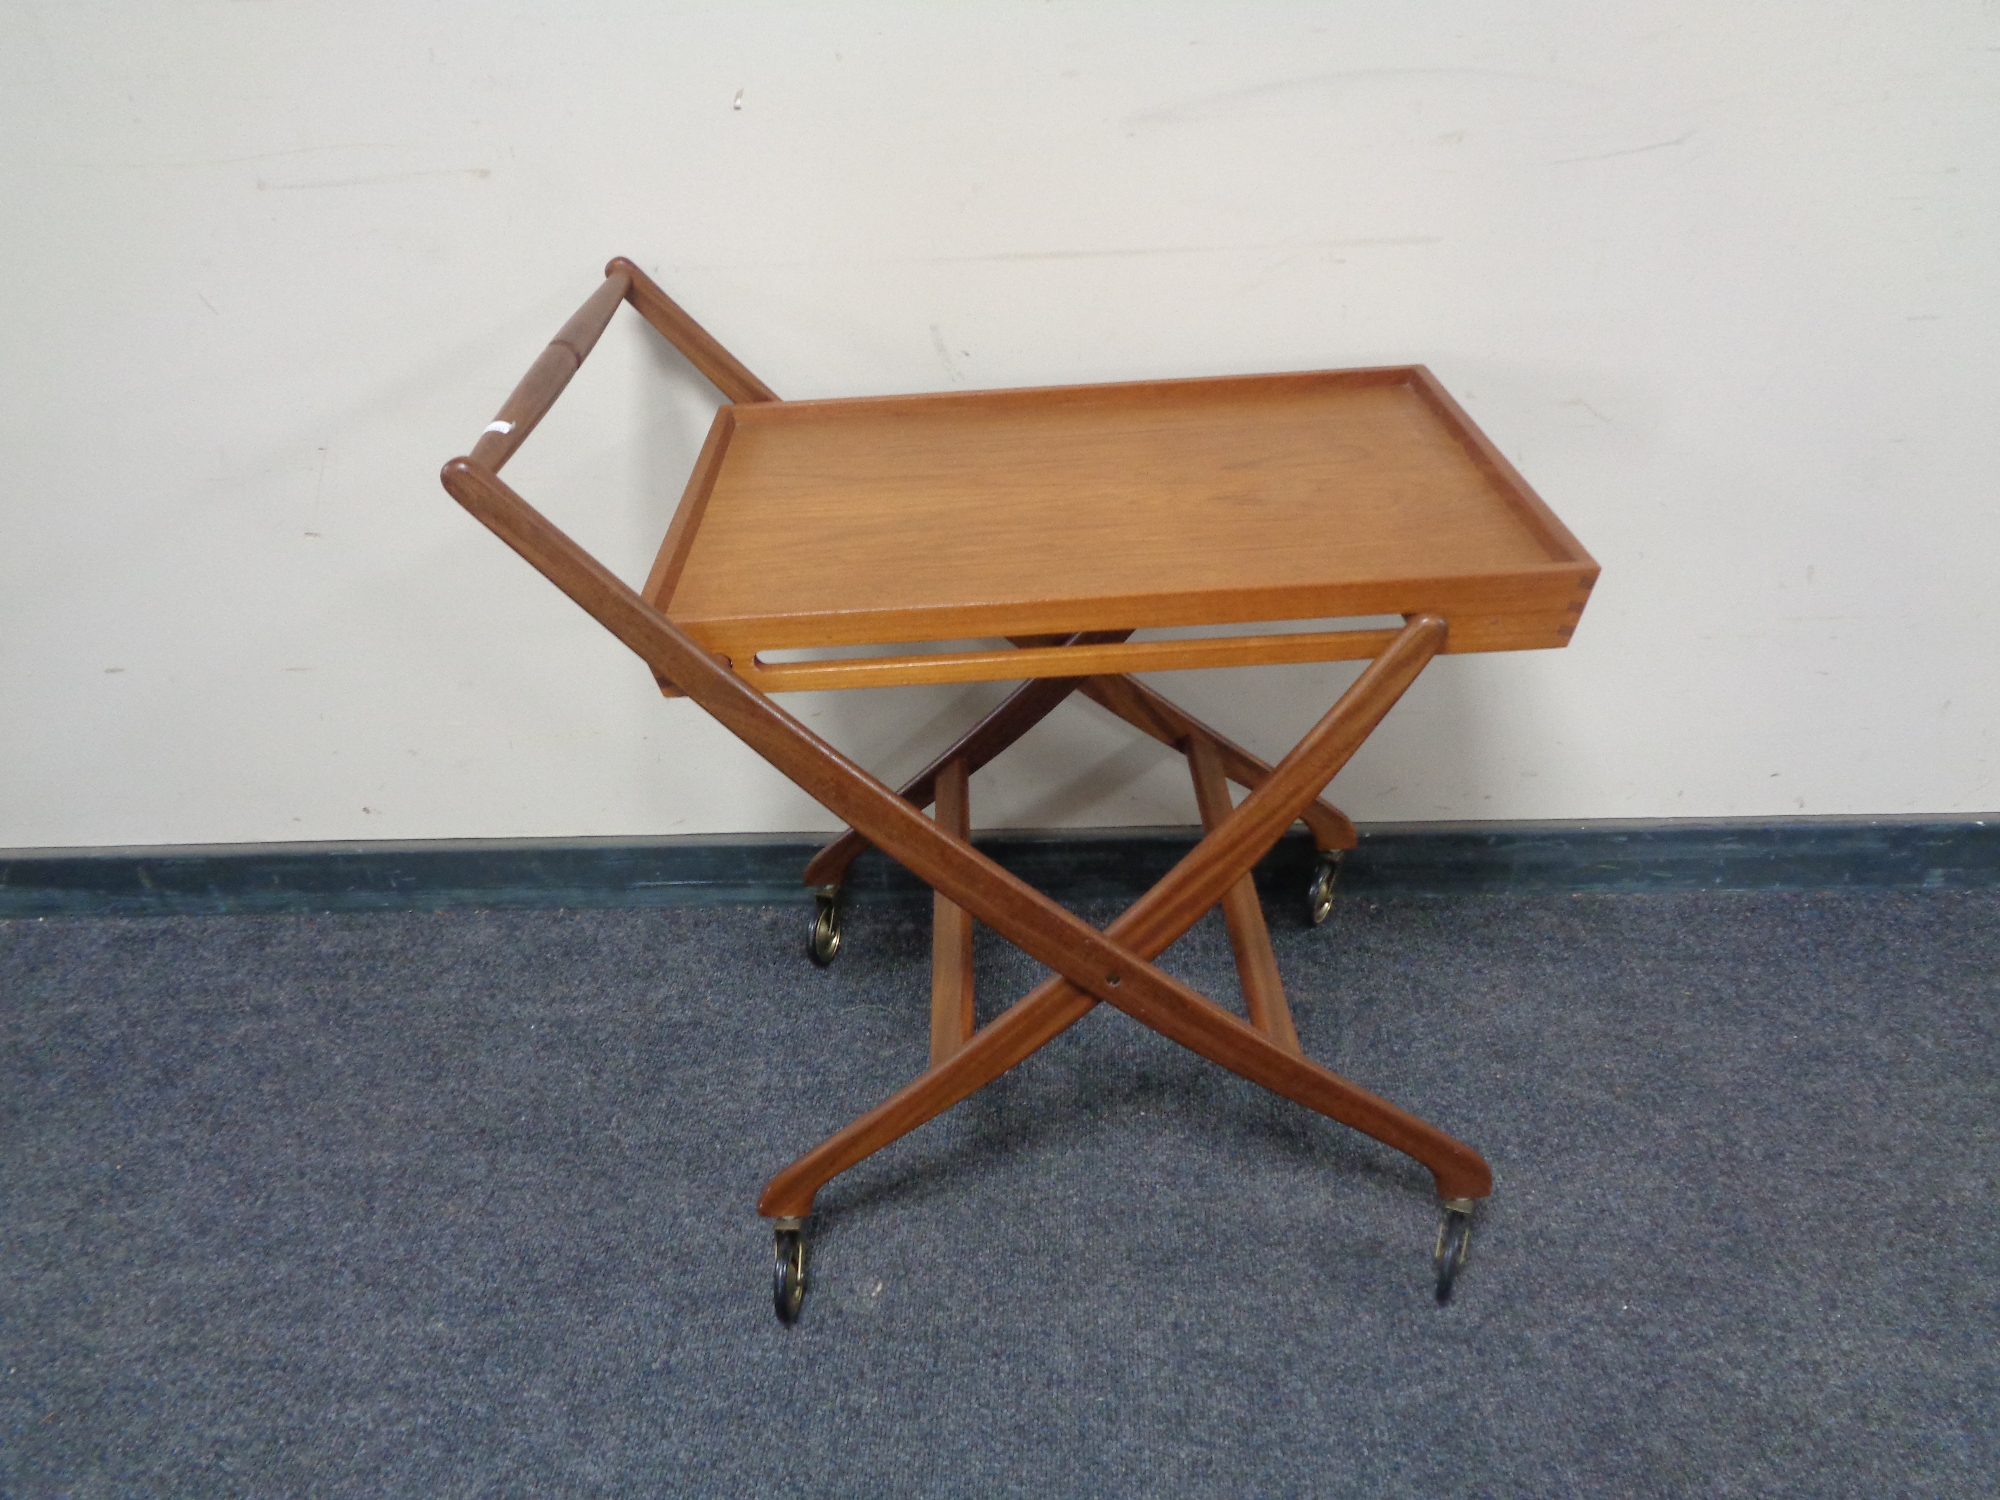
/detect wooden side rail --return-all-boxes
[468,269,632,472]
[607,257,781,405]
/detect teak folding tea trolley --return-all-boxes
[440,258,1598,1322]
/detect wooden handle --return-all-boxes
[607,256,780,404]
[468,268,632,472]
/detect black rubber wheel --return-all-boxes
[807,897,842,967]
[1307,854,1342,927]
[773,1227,807,1325]
[1434,1206,1473,1304]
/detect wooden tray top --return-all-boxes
[644,365,1596,692]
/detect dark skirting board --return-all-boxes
[3,817,1996,919]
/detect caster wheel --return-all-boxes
[1434,1200,1474,1304]
[807,887,842,967]
[1307,853,1342,927]
[773,1224,808,1325]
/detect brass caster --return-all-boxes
[1434,1198,1475,1304]
[773,1220,808,1325]
[1307,852,1343,926]
[807,886,843,967]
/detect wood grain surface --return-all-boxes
[929,757,976,1067]
[660,368,1595,686]
[467,269,630,473]
[1189,732,1301,1055]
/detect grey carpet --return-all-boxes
[2,891,1994,1497]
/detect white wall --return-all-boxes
[3,1,1996,849]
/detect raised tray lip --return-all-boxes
[725,361,1424,421]
[644,363,1599,683]
[694,564,1589,651]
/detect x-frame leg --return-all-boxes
[757,622,1489,1219]
[801,645,1358,892]
[443,456,1490,1210]
[806,636,1357,1060]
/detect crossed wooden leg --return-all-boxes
[442,458,1492,1313]
[805,636,1361,1064]
[759,619,1488,1220]
[802,648,1357,892]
